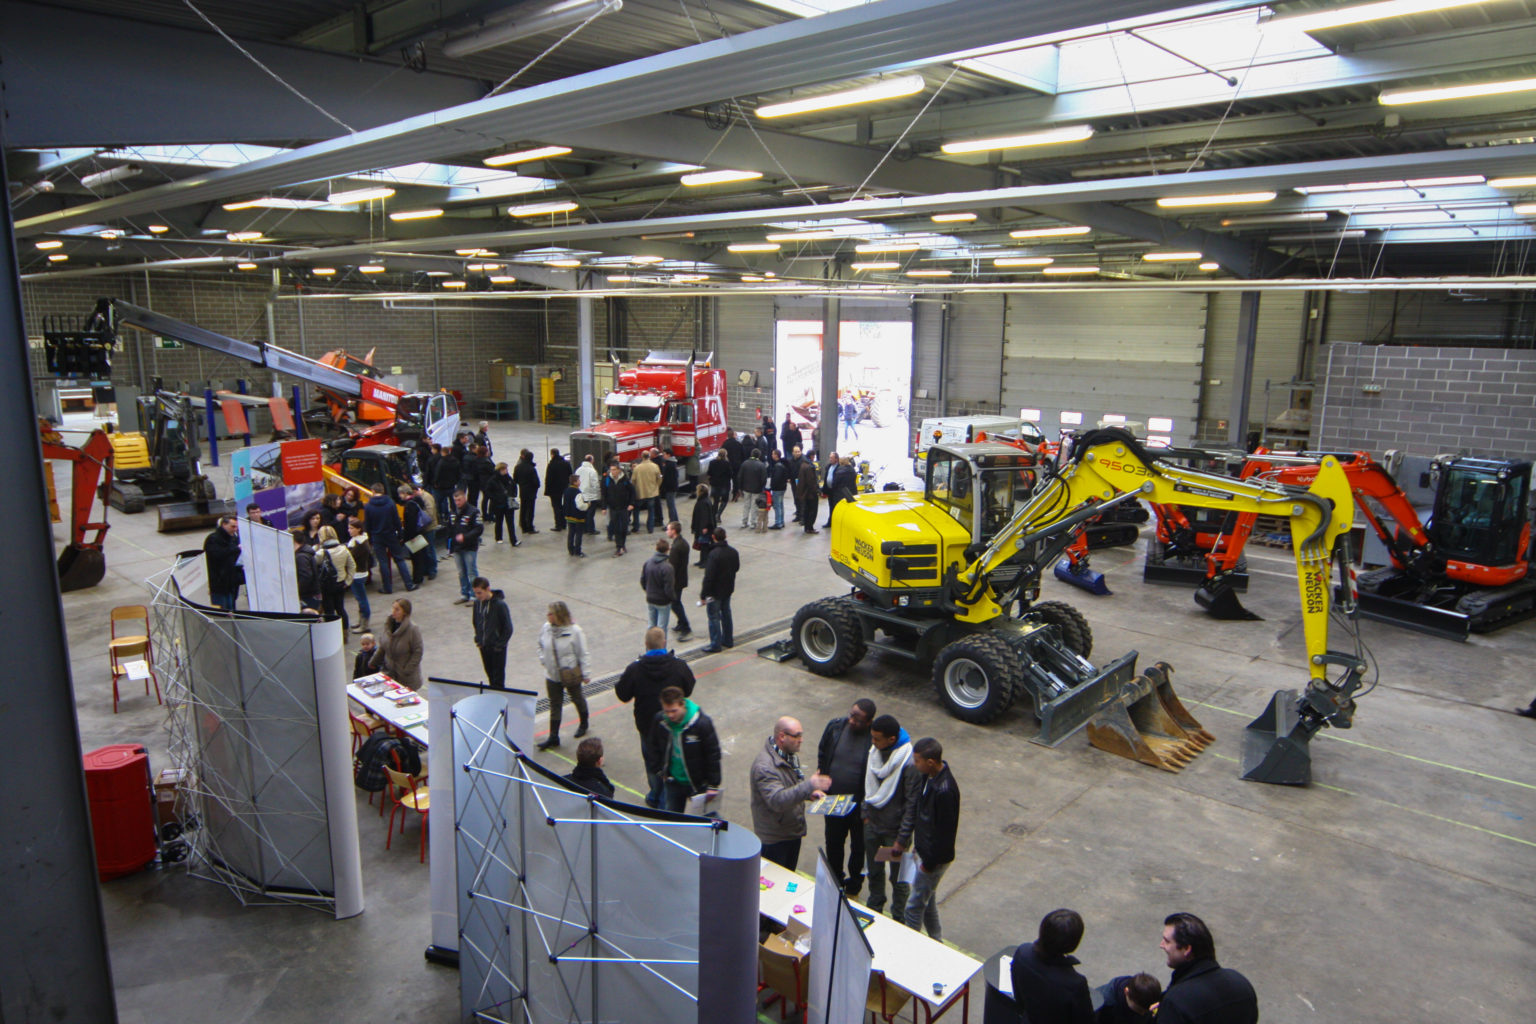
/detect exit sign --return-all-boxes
[154,335,183,350]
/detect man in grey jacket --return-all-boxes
[749,717,832,871]
[737,449,768,528]
[639,538,676,640]
[861,714,921,918]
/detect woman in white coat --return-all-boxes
[536,600,591,750]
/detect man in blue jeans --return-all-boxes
[699,527,739,652]
[900,737,960,942]
[443,488,484,605]
[363,488,416,595]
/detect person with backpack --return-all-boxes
[292,527,321,611]
[345,518,374,634]
[364,487,416,595]
[315,525,356,632]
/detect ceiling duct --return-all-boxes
[442,0,623,59]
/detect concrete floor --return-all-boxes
[57,420,1536,1023]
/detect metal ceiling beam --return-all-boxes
[0,2,486,149]
[279,143,1536,263]
[807,22,1536,146]
[11,0,1213,237]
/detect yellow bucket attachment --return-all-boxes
[1086,662,1216,772]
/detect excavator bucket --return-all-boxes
[1053,556,1111,595]
[1194,575,1261,621]
[1086,662,1216,772]
[57,545,106,592]
[1240,690,1315,785]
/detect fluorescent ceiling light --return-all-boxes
[1381,76,1536,106]
[1143,251,1202,261]
[1220,212,1329,226]
[222,197,327,211]
[441,280,467,289]
[388,208,443,221]
[489,275,518,284]
[1198,262,1221,271]
[236,263,258,270]
[931,212,977,223]
[312,267,337,276]
[906,269,953,277]
[1271,230,1368,240]
[757,74,924,118]
[147,224,170,234]
[1489,176,1536,187]
[607,275,633,283]
[328,186,396,204]
[226,231,264,241]
[425,271,452,277]
[1511,203,1536,214]
[79,165,140,188]
[850,261,900,271]
[672,274,709,282]
[47,254,69,262]
[510,200,578,216]
[475,250,499,257]
[766,230,838,241]
[940,124,1093,155]
[545,258,582,267]
[630,255,665,264]
[1041,265,1099,275]
[1294,176,1485,194]
[727,242,782,252]
[740,275,769,282]
[640,232,695,240]
[1156,191,1276,208]
[359,265,386,273]
[1009,225,1091,239]
[466,263,495,271]
[36,240,63,250]
[680,169,763,186]
[855,242,921,253]
[1277,0,1504,34]
[994,256,1054,266]
[455,248,482,255]
[98,229,123,239]
[443,0,622,59]
[483,145,573,167]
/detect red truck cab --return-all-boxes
[569,351,727,475]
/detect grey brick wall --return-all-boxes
[1318,342,1536,459]
[22,272,544,410]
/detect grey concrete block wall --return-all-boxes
[1318,342,1536,459]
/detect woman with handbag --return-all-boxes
[690,483,716,569]
[345,518,374,633]
[484,462,520,546]
[536,601,591,750]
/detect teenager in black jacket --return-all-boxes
[901,737,960,941]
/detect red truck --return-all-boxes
[568,351,728,475]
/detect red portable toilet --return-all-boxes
[83,744,157,881]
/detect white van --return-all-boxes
[911,415,1046,477]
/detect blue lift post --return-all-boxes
[292,384,306,439]
[203,386,218,467]
[236,378,251,447]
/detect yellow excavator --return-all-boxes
[790,427,1368,784]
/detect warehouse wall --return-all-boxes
[21,273,542,408]
[1317,342,1536,460]
[1200,291,1311,446]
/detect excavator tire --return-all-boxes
[791,598,868,677]
[932,633,1021,725]
[1032,601,1093,659]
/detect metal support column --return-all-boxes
[577,294,595,427]
[203,386,219,467]
[0,136,118,1024]
[819,288,841,460]
[1229,290,1260,447]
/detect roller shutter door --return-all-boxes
[1001,292,1204,442]
[1203,291,1308,435]
[944,293,1005,414]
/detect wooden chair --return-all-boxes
[758,938,809,1024]
[383,765,430,862]
[108,605,160,713]
[866,969,911,1023]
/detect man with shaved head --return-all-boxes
[749,716,833,870]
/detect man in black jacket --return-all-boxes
[203,515,243,611]
[780,415,802,461]
[615,627,696,806]
[1010,908,1094,1024]
[737,450,767,529]
[816,698,876,896]
[645,685,721,813]
[721,431,744,501]
[606,463,636,556]
[563,737,615,799]
[471,576,514,690]
[443,489,484,604]
[513,449,541,535]
[364,488,417,594]
[699,527,740,652]
[432,445,462,541]
[766,449,791,529]
[795,451,820,534]
[706,453,732,518]
[1155,913,1258,1024]
[292,528,321,611]
[900,736,959,941]
[545,448,572,531]
[658,451,681,524]
[664,521,693,639]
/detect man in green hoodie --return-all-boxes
[645,686,722,814]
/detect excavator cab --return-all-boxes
[1428,457,1532,567]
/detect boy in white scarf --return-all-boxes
[862,714,920,918]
